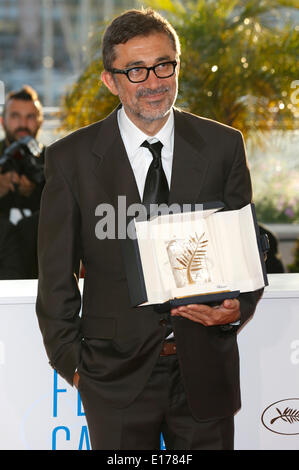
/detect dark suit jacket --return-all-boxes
[16,210,39,278]
[36,106,263,420]
[0,215,25,279]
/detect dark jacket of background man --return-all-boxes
[0,216,24,279]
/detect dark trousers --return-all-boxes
[78,354,234,450]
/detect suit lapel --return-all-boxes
[91,107,141,208]
[169,109,210,205]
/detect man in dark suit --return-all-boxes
[36,8,263,450]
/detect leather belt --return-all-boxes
[160,341,177,356]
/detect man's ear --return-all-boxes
[101,70,119,96]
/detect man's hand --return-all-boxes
[0,169,35,198]
[73,371,80,388]
[0,169,19,197]
[18,174,36,197]
[170,298,240,326]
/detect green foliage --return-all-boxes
[150,0,299,140]
[255,197,299,223]
[59,0,299,139]
[59,56,119,131]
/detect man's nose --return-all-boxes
[145,69,162,87]
[18,115,28,127]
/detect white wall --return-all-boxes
[1,276,299,450]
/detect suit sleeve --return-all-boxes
[224,130,264,328]
[35,145,82,385]
[223,131,252,211]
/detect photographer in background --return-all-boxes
[0,86,45,278]
[0,85,44,221]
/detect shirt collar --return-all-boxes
[117,106,174,157]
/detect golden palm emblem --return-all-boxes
[173,232,208,284]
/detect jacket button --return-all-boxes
[159,319,168,326]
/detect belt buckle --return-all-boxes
[160,341,176,356]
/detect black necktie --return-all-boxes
[141,140,173,340]
[141,140,169,212]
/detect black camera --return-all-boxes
[0,136,45,184]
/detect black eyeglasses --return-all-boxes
[108,60,177,83]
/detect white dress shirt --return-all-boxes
[117,106,174,199]
[118,107,175,338]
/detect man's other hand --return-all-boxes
[0,169,18,197]
[73,371,80,388]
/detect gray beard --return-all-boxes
[130,88,177,123]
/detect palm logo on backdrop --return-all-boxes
[261,398,299,435]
